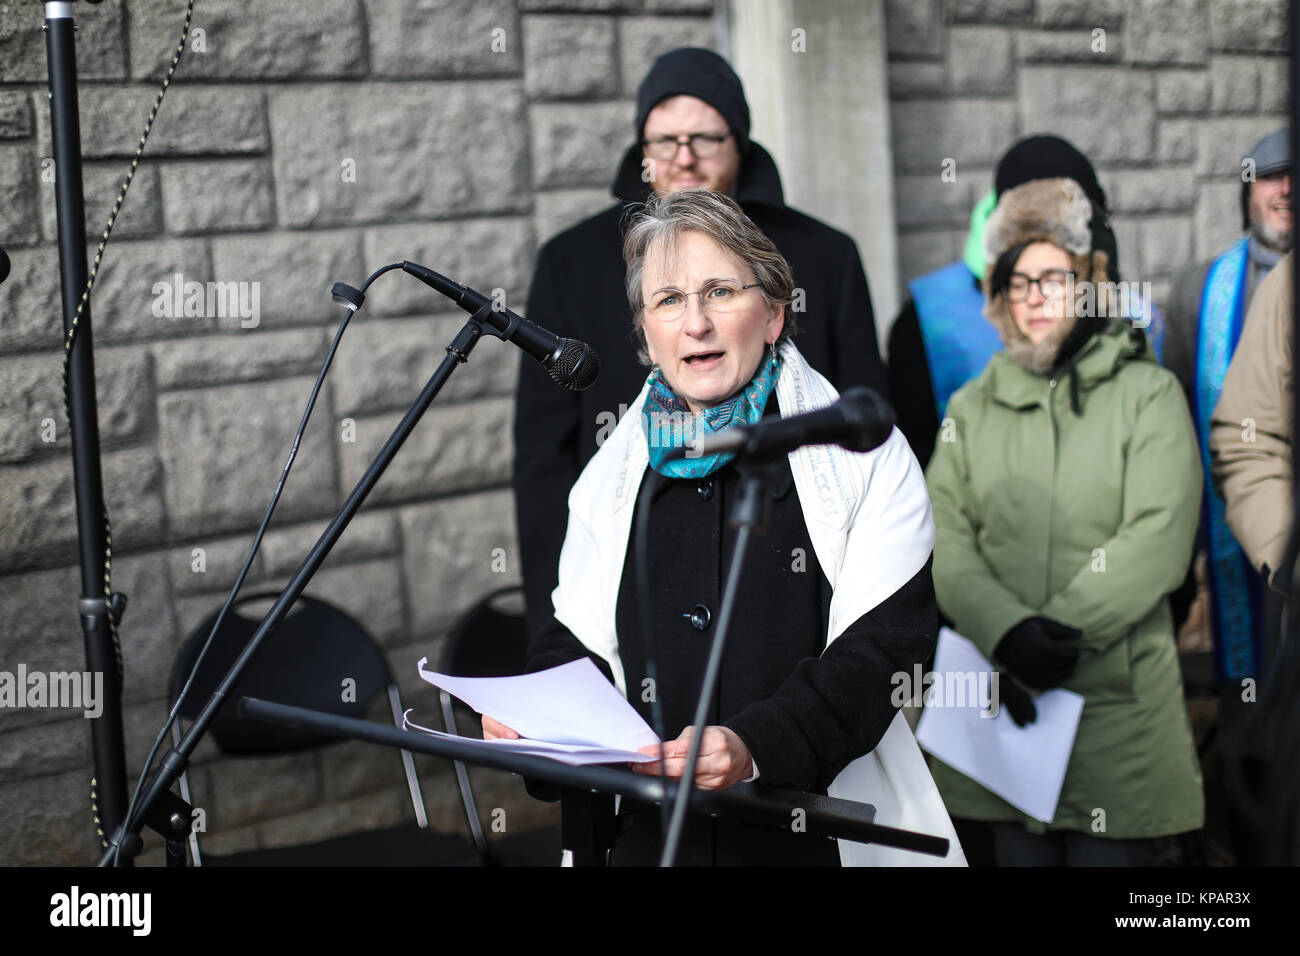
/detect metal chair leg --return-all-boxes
[388,684,428,829]
[440,689,490,860]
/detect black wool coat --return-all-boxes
[514,143,887,641]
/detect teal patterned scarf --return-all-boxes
[642,351,781,478]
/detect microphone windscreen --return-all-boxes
[0,247,9,285]
[840,387,896,452]
[549,340,600,391]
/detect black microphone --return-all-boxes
[401,261,599,391]
[0,246,9,286]
[684,387,895,460]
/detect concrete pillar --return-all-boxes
[723,0,901,347]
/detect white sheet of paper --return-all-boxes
[915,627,1085,823]
[401,711,656,765]
[415,656,660,753]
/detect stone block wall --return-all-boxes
[885,0,1288,314]
[0,0,716,866]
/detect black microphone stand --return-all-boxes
[99,300,509,865]
[43,0,132,855]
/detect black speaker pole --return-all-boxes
[44,0,131,855]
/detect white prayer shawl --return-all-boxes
[552,341,967,866]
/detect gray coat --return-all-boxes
[1163,250,1271,409]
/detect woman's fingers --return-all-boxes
[480,718,747,787]
[481,715,519,740]
[631,727,743,788]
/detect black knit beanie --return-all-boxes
[996,134,1119,283]
[635,47,751,155]
[996,135,1107,208]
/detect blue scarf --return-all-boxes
[642,352,781,478]
[1194,236,1264,681]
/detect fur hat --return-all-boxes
[982,177,1115,376]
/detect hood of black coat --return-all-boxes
[610,140,787,208]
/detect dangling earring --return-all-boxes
[769,340,778,363]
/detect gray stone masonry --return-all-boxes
[0,0,716,864]
[886,0,1286,302]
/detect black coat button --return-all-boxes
[696,480,713,501]
[684,604,712,631]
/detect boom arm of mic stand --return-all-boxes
[99,306,499,866]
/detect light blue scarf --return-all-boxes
[642,352,781,478]
[1195,236,1263,681]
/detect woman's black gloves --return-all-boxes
[996,674,1037,727]
[994,616,1082,691]
[990,617,1082,726]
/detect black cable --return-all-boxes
[113,262,403,865]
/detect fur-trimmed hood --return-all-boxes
[981,177,1116,378]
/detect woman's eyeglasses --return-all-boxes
[1006,270,1072,302]
[642,282,761,322]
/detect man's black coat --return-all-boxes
[514,143,886,639]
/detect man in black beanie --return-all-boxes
[513,47,886,644]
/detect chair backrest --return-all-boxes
[440,585,529,678]
[171,591,391,755]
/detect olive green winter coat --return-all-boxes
[924,323,1205,839]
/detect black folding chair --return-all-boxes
[169,590,478,865]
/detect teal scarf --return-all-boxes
[642,352,781,478]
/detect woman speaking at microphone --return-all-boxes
[484,189,964,866]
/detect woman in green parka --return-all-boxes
[925,176,1205,866]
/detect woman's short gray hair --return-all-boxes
[622,188,797,365]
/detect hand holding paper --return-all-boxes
[915,627,1084,823]
[632,725,754,789]
[409,657,660,766]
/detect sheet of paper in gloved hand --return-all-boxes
[914,627,1084,823]
[405,657,660,765]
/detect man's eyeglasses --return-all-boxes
[642,282,760,322]
[641,132,731,161]
[1006,269,1072,302]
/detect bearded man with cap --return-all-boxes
[1164,129,1292,695]
[513,47,885,643]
